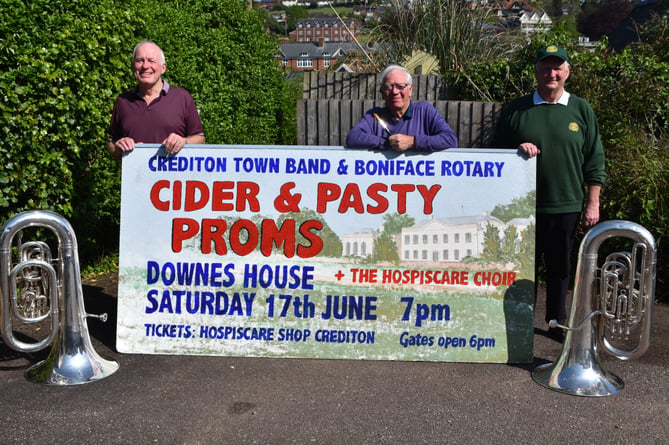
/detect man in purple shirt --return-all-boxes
[107,41,205,160]
[345,65,458,151]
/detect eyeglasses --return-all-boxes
[381,83,410,92]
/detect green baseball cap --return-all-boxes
[536,45,569,63]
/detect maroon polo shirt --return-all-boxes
[109,80,204,144]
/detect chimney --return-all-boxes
[317,37,325,48]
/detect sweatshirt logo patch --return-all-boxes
[569,122,579,132]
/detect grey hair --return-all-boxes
[132,40,166,65]
[379,65,412,85]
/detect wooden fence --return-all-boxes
[297,99,502,148]
[302,71,449,100]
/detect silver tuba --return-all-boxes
[532,220,656,396]
[0,210,119,385]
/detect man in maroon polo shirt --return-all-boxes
[107,41,205,160]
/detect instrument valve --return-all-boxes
[86,312,108,322]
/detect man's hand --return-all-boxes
[518,142,540,158]
[162,133,188,155]
[583,185,601,227]
[107,137,136,160]
[583,202,600,227]
[388,134,415,152]
[115,137,136,153]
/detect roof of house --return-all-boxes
[296,16,354,27]
[279,42,359,59]
[408,214,505,230]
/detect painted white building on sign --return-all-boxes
[342,213,534,263]
[343,228,376,257]
[398,214,506,263]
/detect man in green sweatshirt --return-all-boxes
[494,45,606,342]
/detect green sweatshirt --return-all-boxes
[494,93,606,214]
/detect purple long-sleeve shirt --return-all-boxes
[345,102,458,151]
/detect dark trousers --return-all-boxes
[536,212,580,325]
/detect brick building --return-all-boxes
[292,16,356,43]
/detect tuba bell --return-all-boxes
[532,220,656,396]
[0,210,119,385]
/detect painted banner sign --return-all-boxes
[117,145,536,363]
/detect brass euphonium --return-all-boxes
[0,210,119,385]
[532,220,656,396]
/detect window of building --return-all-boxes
[433,234,439,244]
[454,249,460,260]
[465,233,472,243]
[454,233,460,243]
[422,235,428,244]
[443,234,448,243]
[297,59,313,68]
[443,250,449,260]
[405,235,410,244]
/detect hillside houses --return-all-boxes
[519,10,552,33]
[494,0,552,33]
[278,15,365,71]
[275,1,554,72]
[292,16,356,43]
[352,5,386,22]
[278,40,362,70]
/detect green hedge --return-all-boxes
[448,23,669,302]
[0,0,296,265]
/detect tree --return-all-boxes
[382,213,415,235]
[285,6,309,32]
[0,0,140,262]
[445,23,668,300]
[481,223,504,262]
[372,231,400,264]
[577,0,634,40]
[277,209,343,258]
[446,21,578,103]
[0,0,298,266]
[480,222,534,280]
[501,225,519,263]
[373,0,521,99]
[516,224,536,280]
[135,0,297,146]
[490,192,536,223]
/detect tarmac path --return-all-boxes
[0,273,666,444]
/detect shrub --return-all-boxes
[0,0,139,261]
[447,25,669,302]
[0,0,296,266]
